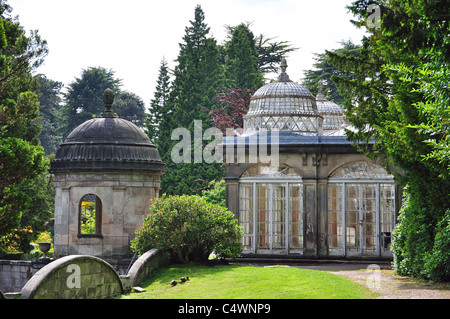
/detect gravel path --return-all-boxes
[329,268,450,299]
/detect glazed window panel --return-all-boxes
[380,184,396,252]
[272,185,286,249]
[239,179,303,254]
[345,184,359,251]
[328,178,396,256]
[361,184,377,252]
[239,184,254,250]
[257,184,270,249]
[289,184,303,250]
[327,184,342,251]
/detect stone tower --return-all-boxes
[49,89,164,261]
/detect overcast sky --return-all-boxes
[10,0,366,108]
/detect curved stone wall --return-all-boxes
[21,255,123,299]
[127,249,170,287]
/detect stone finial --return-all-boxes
[103,88,114,112]
[278,58,291,82]
[280,58,288,73]
[318,79,324,94]
[316,79,327,101]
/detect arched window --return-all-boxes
[328,162,396,256]
[239,163,303,255]
[79,194,102,236]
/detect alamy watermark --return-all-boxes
[66,264,81,289]
[366,264,381,289]
[171,120,280,165]
[367,3,381,29]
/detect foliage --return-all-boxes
[254,33,297,75]
[58,67,121,139]
[80,208,96,235]
[223,23,264,90]
[147,6,296,196]
[131,194,243,263]
[36,74,64,155]
[209,87,253,133]
[302,40,362,104]
[201,179,226,207]
[330,0,449,281]
[146,57,171,145]
[58,66,148,140]
[0,226,31,255]
[0,1,49,243]
[112,90,146,128]
[159,5,224,196]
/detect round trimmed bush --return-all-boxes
[131,194,243,263]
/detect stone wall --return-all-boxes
[53,172,160,259]
[128,249,170,287]
[21,255,123,299]
[0,259,50,293]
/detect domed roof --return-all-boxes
[50,89,164,173]
[243,59,323,135]
[315,80,346,131]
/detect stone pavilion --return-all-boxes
[49,89,164,262]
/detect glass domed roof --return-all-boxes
[315,80,347,132]
[243,59,323,135]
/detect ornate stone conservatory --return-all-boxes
[223,60,401,260]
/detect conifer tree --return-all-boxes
[58,67,121,139]
[302,40,361,105]
[224,23,264,90]
[146,57,171,147]
[329,0,449,281]
[161,5,224,195]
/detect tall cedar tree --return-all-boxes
[329,0,449,281]
[59,67,121,139]
[0,1,50,250]
[224,24,264,90]
[302,40,362,105]
[59,66,146,139]
[36,74,63,155]
[146,57,171,146]
[161,5,224,195]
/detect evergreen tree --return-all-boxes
[302,40,362,104]
[113,90,146,127]
[36,74,63,155]
[146,57,171,145]
[59,66,147,138]
[329,0,449,281]
[0,1,49,248]
[224,23,264,90]
[162,5,224,195]
[58,67,121,139]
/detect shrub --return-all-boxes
[131,194,243,263]
[424,210,450,282]
[392,178,450,282]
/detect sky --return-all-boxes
[10,0,367,108]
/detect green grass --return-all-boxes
[121,264,371,299]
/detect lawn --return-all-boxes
[121,264,372,299]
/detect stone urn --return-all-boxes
[38,242,51,259]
